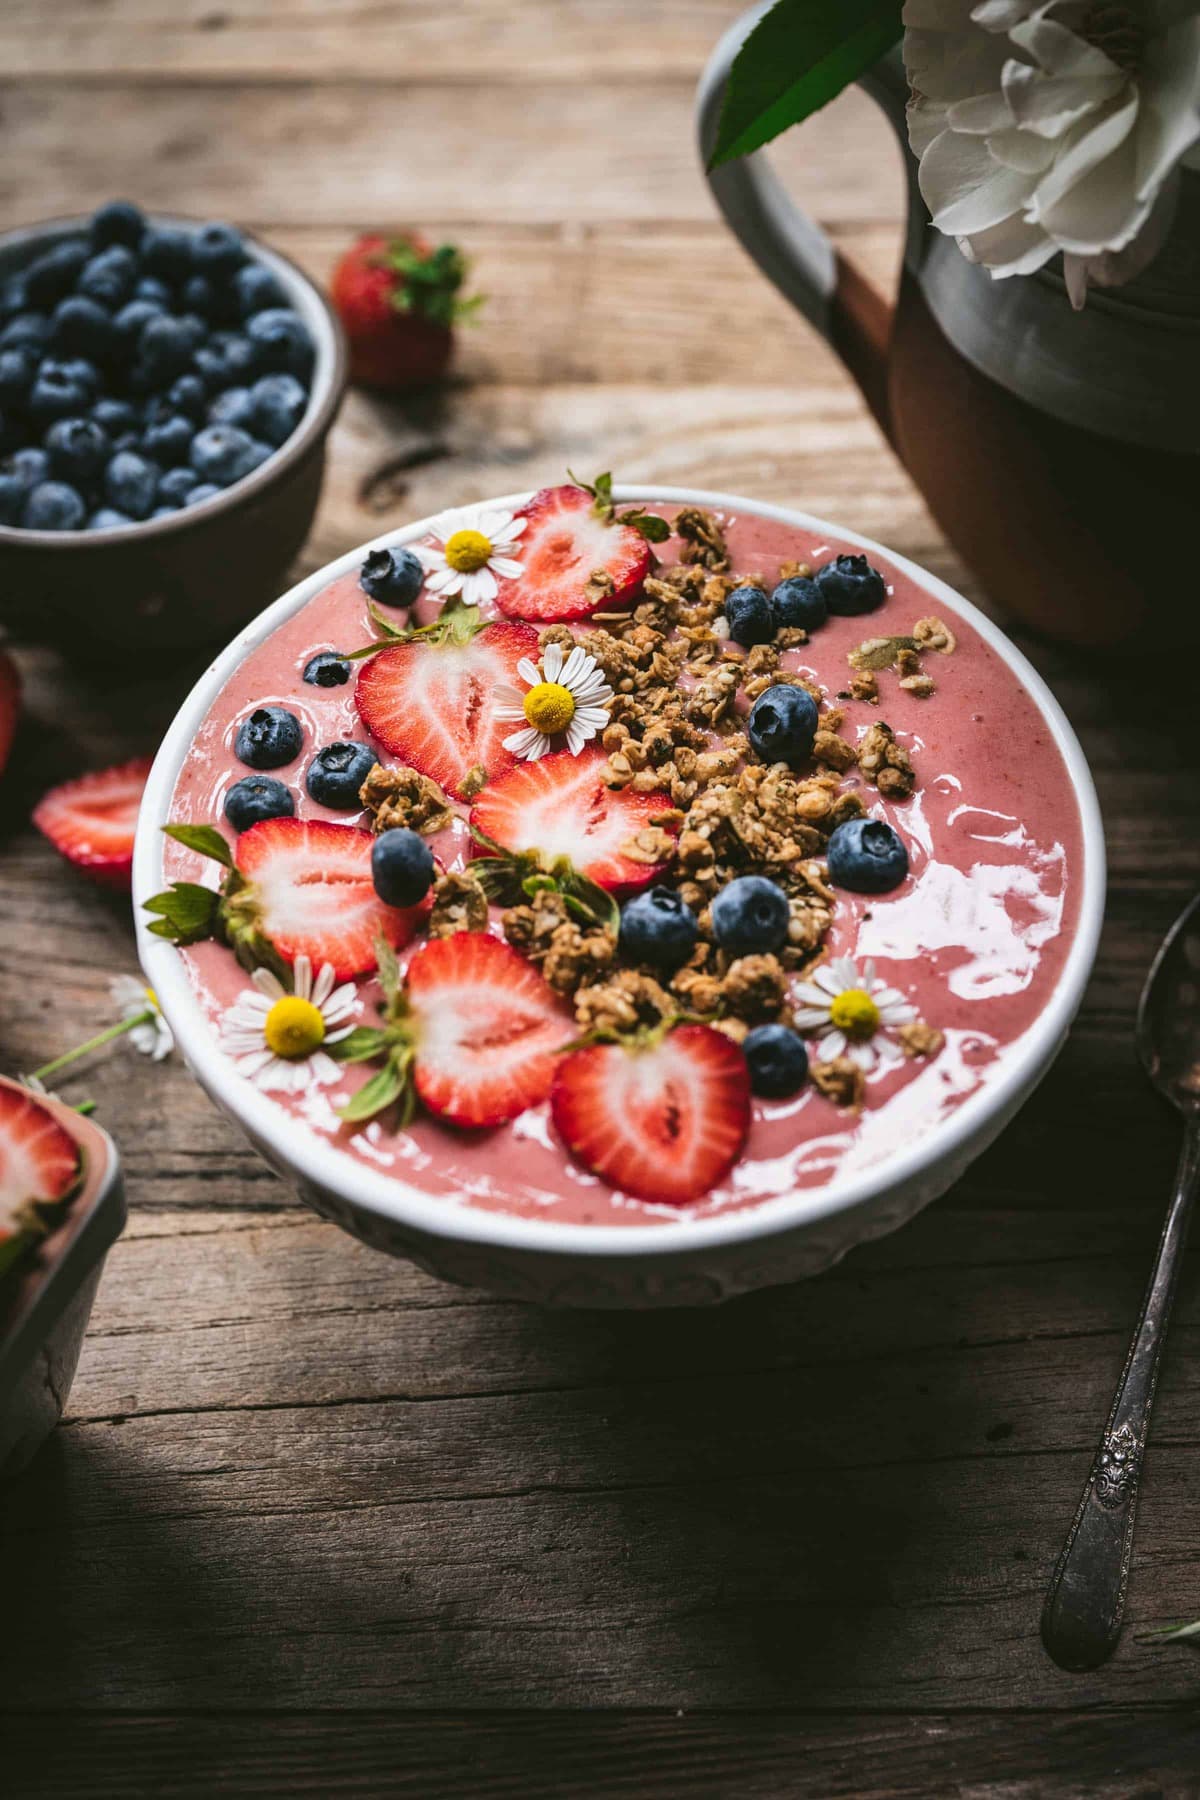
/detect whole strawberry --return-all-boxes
[330,232,480,391]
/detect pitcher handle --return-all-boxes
[696,11,919,435]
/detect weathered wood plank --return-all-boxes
[2,0,746,83]
[7,1708,1200,1799]
[0,81,899,229]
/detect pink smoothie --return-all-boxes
[165,503,1085,1226]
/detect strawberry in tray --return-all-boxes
[0,1085,83,1281]
[493,480,665,625]
[551,1024,751,1206]
[330,232,481,393]
[356,620,540,802]
[33,756,152,889]
[469,748,677,893]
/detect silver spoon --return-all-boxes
[1042,891,1200,1671]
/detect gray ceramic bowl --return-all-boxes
[0,213,346,657]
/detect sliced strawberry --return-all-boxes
[232,818,425,981]
[493,485,651,623]
[355,621,539,801]
[0,1085,82,1280]
[406,931,572,1129]
[551,1024,750,1206]
[33,755,151,890]
[469,748,675,892]
[0,650,20,785]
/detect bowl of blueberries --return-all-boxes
[0,201,346,656]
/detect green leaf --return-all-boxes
[708,0,903,167]
[1138,1619,1200,1644]
[562,870,620,936]
[617,507,671,544]
[329,1026,395,1065]
[142,881,220,944]
[162,822,234,868]
[337,1052,409,1124]
[375,936,402,1008]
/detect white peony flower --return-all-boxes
[903,0,1200,306]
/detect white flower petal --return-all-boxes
[919,126,1039,234]
[503,726,547,760]
[292,953,312,1001]
[543,641,564,681]
[495,704,528,722]
[252,968,285,1000]
[790,1004,831,1029]
[1028,89,1140,219]
[489,556,524,580]
[565,717,587,755]
[494,682,525,708]
[517,657,541,686]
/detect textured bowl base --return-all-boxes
[0,1264,101,1481]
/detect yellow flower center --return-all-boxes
[523,680,576,735]
[829,988,880,1038]
[263,996,326,1059]
[444,528,493,573]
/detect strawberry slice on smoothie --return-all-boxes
[493,484,653,623]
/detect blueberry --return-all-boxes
[0,345,37,409]
[207,385,256,431]
[135,275,172,307]
[142,413,194,467]
[192,223,246,278]
[0,274,27,320]
[104,449,158,520]
[0,313,51,353]
[306,741,376,810]
[166,372,207,420]
[134,313,198,387]
[234,706,303,771]
[23,480,86,531]
[46,416,111,483]
[88,506,133,529]
[140,225,192,284]
[724,583,774,647]
[181,273,240,325]
[360,545,424,608]
[77,244,137,310]
[90,200,145,249]
[371,827,434,907]
[303,650,351,688]
[743,1023,809,1099]
[251,372,306,447]
[710,875,790,956]
[185,482,222,507]
[233,262,286,318]
[192,334,256,392]
[92,396,137,437]
[747,684,819,768]
[618,886,699,972]
[47,295,113,360]
[189,423,266,487]
[4,446,50,491]
[814,553,886,616]
[157,465,199,507]
[224,774,295,832]
[46,355,101,398]
[0,475,26,525]
[28,370,91,427]
[826,817,909,894]
[24,240,88,308]
[771,575,827,632]
[246,308,314,379]
[112,298,164,353]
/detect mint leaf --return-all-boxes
[329,1026,395,1064]
[162,822,234,868]
[709,0,902,167]
[143,881,220,944]
[375,936,402,1008]
[338,1052,409,1124]
[617,507,670,544]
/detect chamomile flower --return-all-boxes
[494,639,615,761]
[218,956,357,1094]
[420,504,526,605]
[109,975,174,1061]
[791,955,916,1069]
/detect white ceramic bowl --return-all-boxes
[133,488,1106,1308]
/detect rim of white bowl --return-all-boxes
[0,211,345,546]
[134,487,1106,1260]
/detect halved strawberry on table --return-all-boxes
[228,818,427,982]
[469,747,676,893]
[0,1085,83,1281]
[33,755,152,890]
[404,931,573,1129]
[551,1024,751,1206]
[355,621,539,802]
[493,484,654,624]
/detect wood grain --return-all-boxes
[2,0,1200,1792]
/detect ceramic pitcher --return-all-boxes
[698,13,1200,647]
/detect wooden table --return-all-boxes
[3,5,1200,1793]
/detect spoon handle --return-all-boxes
[1042,1116,1200,1670]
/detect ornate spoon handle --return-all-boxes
[1042,1116,1200,1670]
